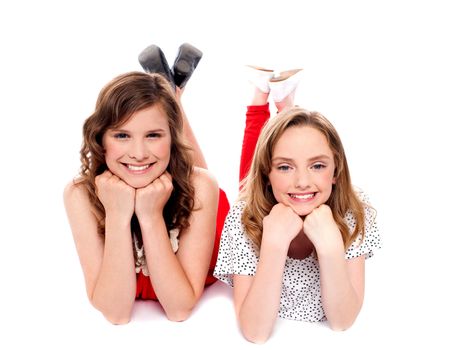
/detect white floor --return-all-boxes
[3,251,468,349]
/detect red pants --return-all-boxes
[136,104,271,300]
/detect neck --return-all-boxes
[287,231,314,259]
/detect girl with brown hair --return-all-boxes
[63,69,228,324]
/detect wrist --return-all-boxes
[105,212,133,228]
[134,205,165,223]
[137,213,165,234]
[313,238,345,258]
[261,234,290,256]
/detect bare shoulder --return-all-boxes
[64,179,89,207]
[63,179,97,222]
[191,167,219,194]
[190,167,219,211]
[64,179,102,246]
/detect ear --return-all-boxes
[332,177,337,184]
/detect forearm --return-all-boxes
[318,250,362,330]
[91,219,136,324]
[237,242,287,343]
[141,217,199,321]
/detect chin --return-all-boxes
[124,178,154,189]
[292,205,317,216]
[293,206,316,217]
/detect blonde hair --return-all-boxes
[240,107,367,250]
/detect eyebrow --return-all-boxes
[272,155,331,162]
[109,128,166,133]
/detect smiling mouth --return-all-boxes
[127,164,150,171]
[123,162,155,172]
[289,193,316,200]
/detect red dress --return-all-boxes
[135,103,271,300]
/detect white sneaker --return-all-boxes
[269,69,303,102]
[245,65,275,93]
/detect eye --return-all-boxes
[311,163,326,170]
[147,132,163,138]
[277,164,292,172]
[113,132,129,139]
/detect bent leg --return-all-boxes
[175,88,208,169]
[239,103,271,183]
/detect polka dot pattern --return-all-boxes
[213,189,382,323]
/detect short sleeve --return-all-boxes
[345,190,382,260]
[213,201,259,287]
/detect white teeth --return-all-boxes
[290,193,315,200]
[127,164,150,171]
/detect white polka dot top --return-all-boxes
[213,189,381,323]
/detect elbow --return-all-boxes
[326,299,362,331]
[164,307,193,322]
[242,332,270,345]
[96,303,132,325]
[240,324,271,344]
[327,317,356,332]
[103,313,132,325]
[164,290,202,322]
[90,298,132,325]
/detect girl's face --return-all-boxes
[102,104,171,189]
[268,126,336,216]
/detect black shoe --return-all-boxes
[138,44,175,89]
[172,43,203,88]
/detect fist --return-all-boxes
[262,203,303,249]
[95,170,135,219]
[135,171,173,220]
[303,204,342,251]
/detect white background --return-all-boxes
[1,0,472,349]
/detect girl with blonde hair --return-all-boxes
[214,66,381,343]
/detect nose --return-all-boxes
[295,168,311,189]
[128,140,149,161]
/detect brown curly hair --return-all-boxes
[240,107,367,251]
[76,71,195,236]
